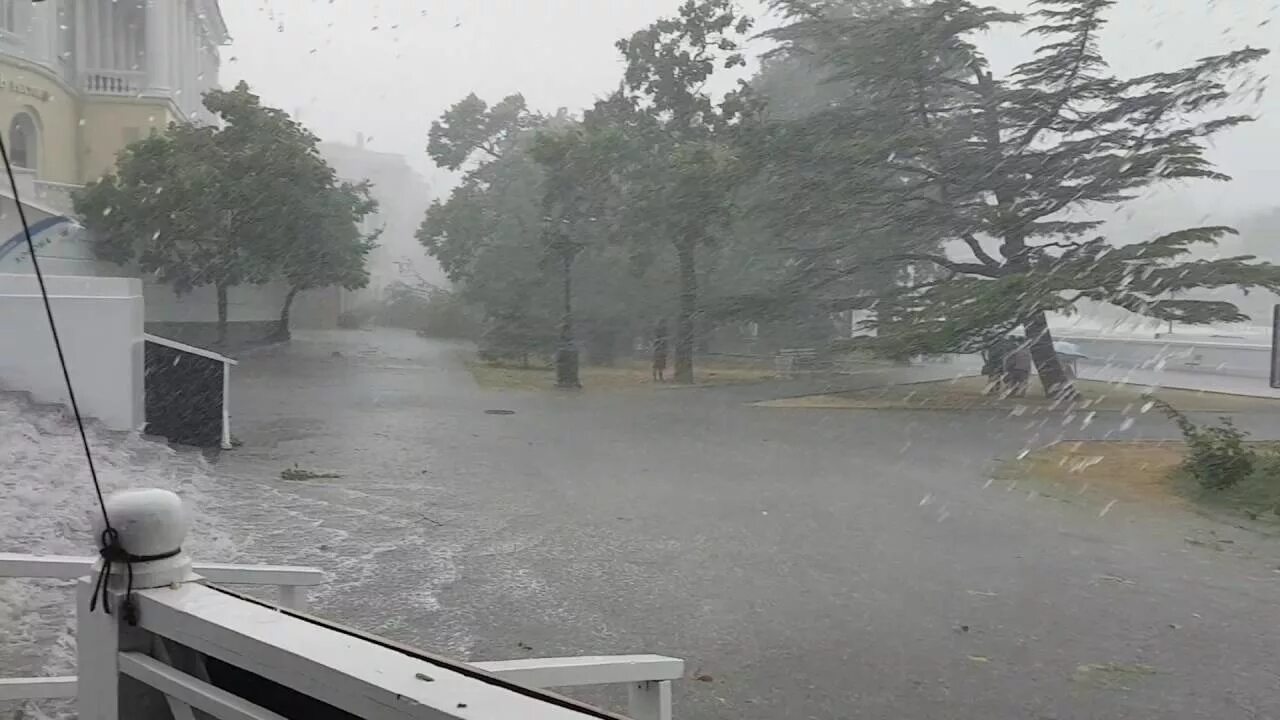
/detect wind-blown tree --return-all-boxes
[421,95,666,367]
[766,0,1275,396]
[75,121,255,346]
[609,0,757,383]
[427,92,537,170]
[76,82,370,347]
[419,94,559,363]
[271,180,380,340]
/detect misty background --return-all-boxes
[220,1,1279,323]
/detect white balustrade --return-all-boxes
[82,68,145,96]
[2,489,684,719]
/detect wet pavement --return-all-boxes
[6,327,1280,719]
[206,328,1280,720]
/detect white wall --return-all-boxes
[0,273,144,430]
[142,279,291,323]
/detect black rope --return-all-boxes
[89,527,182,626]
[0,132,131,621]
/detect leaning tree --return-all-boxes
[765,0,1275,396]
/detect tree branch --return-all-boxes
[859,253,1003,278]
[961,233,1001,267]
[1015,13,1096,150]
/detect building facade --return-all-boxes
[0,0,226,209]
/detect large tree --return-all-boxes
[421,96,665,368]
[763,0,1275,396]
[419,95,560,364]
[531,121,630,387]
[76,82,370,347]
[610,0,757,383]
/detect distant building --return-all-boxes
[293,134,435,328]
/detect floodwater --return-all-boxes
[5,328,1280,719]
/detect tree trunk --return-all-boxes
[674,240,696,384]
[1023,310,1074,398]
[215,283,229,348]
[275,286,300,341]
[555,250,581,389]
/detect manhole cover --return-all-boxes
[484,409,516,415]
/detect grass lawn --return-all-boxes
[756,375,1280,413]
[1000,440,1280,525]
[466,358,780,391]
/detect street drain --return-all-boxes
[484,409,516,415]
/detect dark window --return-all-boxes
[8,112,36,170]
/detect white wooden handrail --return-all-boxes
[0,552,323,590]
[80,581,664,719]
[0,552,325,704]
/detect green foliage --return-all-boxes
[415,0,1271,384]
[428,93,536,171]
[379,281,479,339]
[758,0,1273,395]
[275,180,380,294]
[417,97,560,361]
[478,303,555,366]
[605,0,758,383]
[1156,400,1256,490]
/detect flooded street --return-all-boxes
[6,327,1280,718]
[141,329,1280,717]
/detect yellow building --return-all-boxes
[0,0,227,210]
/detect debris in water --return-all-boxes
[1099,499,1117,517]
[280,464,342,481]
[1071,663,1157,690]
[484,409,516,415]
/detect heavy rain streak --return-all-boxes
[1,1,1279,719]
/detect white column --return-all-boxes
[144,0,168,92]
[73,0,88,77]
[86,0,98,70]
[168,0,180,96]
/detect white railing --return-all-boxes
[475,655,681,719]
[0,538,684,718]
[81,579,681,719]
[0,551,325,703]
[82,69,146,96]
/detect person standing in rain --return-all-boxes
[652,320,669,382]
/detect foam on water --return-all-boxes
[0,391,471,717]
[0,393,243,718]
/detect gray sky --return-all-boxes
[222,1,1278,218]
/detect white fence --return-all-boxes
[1,547,683,719]
[0,552,325,703]
[1061,333,1274,380]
